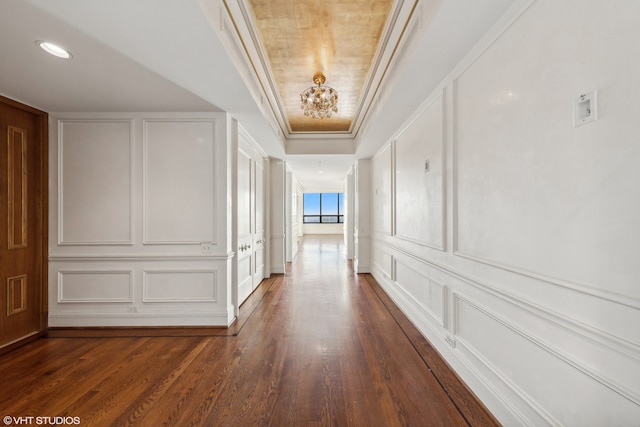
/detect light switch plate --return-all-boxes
[573,90,597,127]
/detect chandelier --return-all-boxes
[300,72,338,119]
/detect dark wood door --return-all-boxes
[0,96,48,351]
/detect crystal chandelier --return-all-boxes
[300,73,338,119]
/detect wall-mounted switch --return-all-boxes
[573,90,597,127]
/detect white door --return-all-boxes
[237,134,266,305]
[237,147,253,304]
[253,158,266,289]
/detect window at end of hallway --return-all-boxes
[303,193,344,224]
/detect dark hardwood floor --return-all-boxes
[0,235,498,426]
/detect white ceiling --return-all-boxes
[0,0,516,189]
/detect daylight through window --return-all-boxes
[303,193,344,224]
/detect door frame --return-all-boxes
[0,95,48,354]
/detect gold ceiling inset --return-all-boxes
[246,0,394,133]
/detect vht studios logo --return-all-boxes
[3,416,81,426]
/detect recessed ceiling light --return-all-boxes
[36,41,72,59]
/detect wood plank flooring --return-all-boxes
[0,235,498,426]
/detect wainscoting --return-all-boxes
[48,113,235,327]
[369,0,640,424]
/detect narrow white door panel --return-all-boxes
[253,159,265,289]
[237,148,253,304]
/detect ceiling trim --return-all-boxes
[217,0,288,141]
[217,0,421,145]
[350,0,420,139]
[234,0,292,135]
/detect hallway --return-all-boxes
[0,235,496,426]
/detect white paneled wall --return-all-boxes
[285,170,293,262]
[143,120,216,244]
[294,182,303,253]
[49,113,235,326]
[395,92,445,250]
[354,159,371,273]
[290,179,301,258]
[269,159,286,274]
[344,169,355,260]
[369,0,640,425]
[59,120,133,244]
[302,224,343,235]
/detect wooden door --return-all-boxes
[0,96,48,351]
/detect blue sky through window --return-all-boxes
[303,193,344,223]
[303,193,320,215]
[321,193,338,215]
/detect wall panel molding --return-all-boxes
[393,257,446,327]
[143,118,217,245]
[49,253,234,262]
[371,244,393,281]
[381,240,639,361]
[451,49,640,307]
[370,265,530,426]
[371,0,640,423]
[394,89,446,251]
[453,293,640,412]
[448,0,537,86]
[452,251,640,311]
[57,119,134,245]
[451,301,559,426]
[450,0,640,300]
[58,270,133,303]
[49,112,234,328]
[142,270,218,302]
[371,144,393,236]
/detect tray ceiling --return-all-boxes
[221,0,417,140]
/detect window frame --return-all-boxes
[303,192,344,224]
